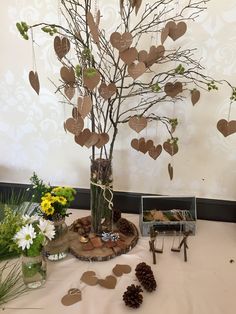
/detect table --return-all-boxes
[2,209,236,314]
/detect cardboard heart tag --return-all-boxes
[112,264,132,277]
[139,138,149,154]
[65,117,84,135]
[163,141,178,156]
[217,119,236,137]
[87,12,100,47]
[60,66,75,86]
[29,71,40,95]
[128,62,146,80]
[80,271,98,286]
[146,139,154,150]
[168,21,187,41]
[164,82,183,98]
[98,82,117,100]
[61,288,81,306]
[145,45,165,67]
[168,163,173,180]
[64,86,75,100]
[74,128,91,146]
[191,89,200,106]
[54,36,70,59]
[95,133,109,148]
[77,95,92,118]
[131,138,139,151]
[83,68,101,91]
[129,116,147,133]
[84,132,99,148]
[148,145,162,160]
[119,47,138,65]
[161,26,169,45]
[110,32,133,52]
[98,275,117,289]
[138,50,148,63]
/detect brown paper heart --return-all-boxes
[131,138,139,151]
[119,47,138,65]
[110,32,133,52]
[83,68,101,91]
[129,116,147,133]
[61,289,81,306]
[95,133,109,148]
[29,71,40,95]
[191,89,200,106]
[84,132,99,148]
[146,139,154,150]
[65,117,84,135]
[98,275,117,289]
[64,86,75,100]
[148,145,162,160]
[54,36,70,59]
[80,271,98,286]
[163,141,178,156]
[72,107,78,119]
[161,26,169,45]
[168,163,173,180]
[168,21,187,41]
[98,82,117,100]
[217,119,236,137]
[139,138,149,154]
[128,62,146,79]
[112,264,132,277]
[87,12,100,47]
[60,66,75,86]
[145,45,165,67]
[96,9,101,26]
[78,95,92,118]
[164,82,183,98]
[74,128,91,146]
[138,50,148,63]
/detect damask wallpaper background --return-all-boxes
[0,0,236,201]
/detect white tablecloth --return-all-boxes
[2,209,236,314]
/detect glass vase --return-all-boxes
[45,218,68,261]
[22,253,46,289]
[90,157,113,234]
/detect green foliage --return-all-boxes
[207,81,218,91]
[26,233,44,257]
[84,67,97,78]
[41,25,57,36]
[169,118,178,129]
[230,87,236,101]
[75,64,82,77]
[29,172,51,203]
[16,21,29,40]
[175,64,185,75]
[151,83,161,92]
[82,48,92,60]
[167,137,179,144]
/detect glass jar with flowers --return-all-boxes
[40,186,76,261]
[13,215,55,289]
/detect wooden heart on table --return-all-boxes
[129,116,147,133]
[74,128,91,146]
[191,89,200,106]
[61,288,81,306]
[98,275,117,289]
[128,62,146,80]
[119,47,138,65]
[95,133,109,148]
[163,141,178,156]
[98,82,117,100]
[83,68,101,91]
[65,117,84,135]
[80,271,98,286]
[60,66,75,86]
[217,119,236,137]
[112,264,131,277]
[164,82,183,98]
[77,95,92,118]
[167,21,187,41]
[148,145,162,160]
[54,36,70,59]
[110,32,133,52]
[29,71,40,95]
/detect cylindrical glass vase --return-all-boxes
[22,254,46,289]
[45,218,68,261]
[90,157,113,234]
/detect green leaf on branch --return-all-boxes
[41,25,57,36]
[151,83,161,92]
[230,87,236,101]
[175,64,185,75]
[75,65,82,77]
[84,67,98,78]
[207,81,219,91]
[16,21,29,40]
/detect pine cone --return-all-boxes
[112,208,121,223]
[135,262,157,292]
[123,284,143,308]
[117,218,134,236]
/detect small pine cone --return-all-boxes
[112,208,121,223]
[123,284,143,308]
[135,262,157,292]
[117,218,134,236]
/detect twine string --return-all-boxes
[90,180,113,210]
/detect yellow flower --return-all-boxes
[57,196,67,206]
[41,199,54,216]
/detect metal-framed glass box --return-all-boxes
[139,195,197,236]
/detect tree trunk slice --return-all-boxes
[68,218,139,261]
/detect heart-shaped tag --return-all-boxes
[98,275,117,289]
[84,132,99,148]
[168,163,174,180]
[148,145,162,160]
[119,47,138,65]
[164,82,183,98]
[65,117,84,135]
[131,138,139,151]
[191,89,200,106]
[95,133,109,148]
[112,264,132,277]
[217,119,236,137]
[74,128,91,146]
[98,82,117,100]
[161,26,169,45]
[163,141,178,156]
[80,271,98,286]
[139,138,149,154]
[77,95,92,118]
[146,139,154,150]
[54,36,70,59]
[145,45,165,67]
[129,116,147,133]
[128,62,146,80]
[29,71,40,95]
[138,50,148,63]
[168,21,187,41]
[87,12,100,47]
[64,86,75,100]
[60,66,75,86]
[110,32,133,52]
[83,68,101,91]
[61,288,81,306]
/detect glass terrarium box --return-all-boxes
[139,196,197,236]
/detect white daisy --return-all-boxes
[22,214,39,224]
[14,224,36,250]
[38,219,55,241]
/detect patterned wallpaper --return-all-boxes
[0,0,235,201]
